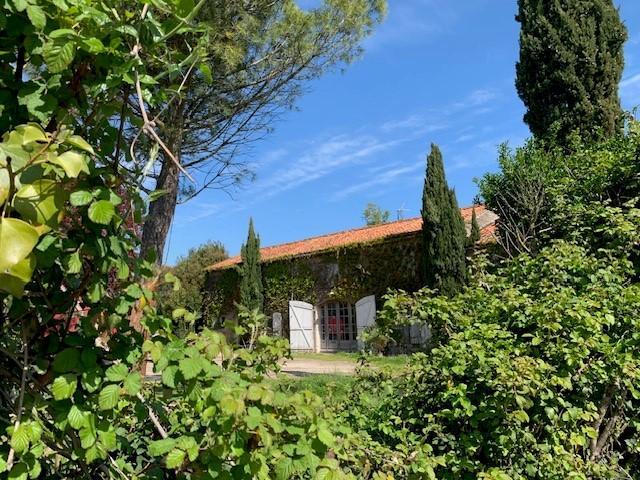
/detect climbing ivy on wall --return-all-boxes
[206,233,425,319]
[263,262,317,315]
[332,235,424,302]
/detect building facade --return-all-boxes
[206,206,497,352]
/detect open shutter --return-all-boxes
[288,301,314,351]
[355,295,376,350]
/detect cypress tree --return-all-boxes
[239,218,264,312]
[515,0,627,147]
[421,144,467,296]
[467,207,481,247]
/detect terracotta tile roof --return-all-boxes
[208,205,497,271]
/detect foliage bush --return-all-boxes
[346,242,640,479]
[349,128,640,479]
[479,122,640,259]
[0,1,384,478]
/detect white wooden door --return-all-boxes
[289,301,315,351]
[355,295,376,350]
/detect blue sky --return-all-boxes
[166,0,640,264]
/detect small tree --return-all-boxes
[421,144,467,296]
[159,241,228,332]
[363,203,391,225]
[515,0,627,147]
[239,218,264,312]
[467,207,481,247]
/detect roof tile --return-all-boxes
[209,205,496,270]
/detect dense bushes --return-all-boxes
[348,242,640,478]
[348,125,640,479]
[0,0,383,478]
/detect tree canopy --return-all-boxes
[363,203,391,225]
[138,0,387,260]
[515,0,627,147]
[421,144,467,296]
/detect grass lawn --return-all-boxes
[276,373,357,400]
[291,351,412,369]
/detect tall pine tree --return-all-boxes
[515,0,627,147]
[239,218,264,312]
[422,144,467,296]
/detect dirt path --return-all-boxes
[279,358,356,376]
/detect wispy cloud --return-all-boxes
[621,72,640,89]
[380,115,424,132]
[364,0,452,49]
[256,134,407,195]
[331,162,423,201]
[452,88,498,111]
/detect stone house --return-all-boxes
[206,206,497,352]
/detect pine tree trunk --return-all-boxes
[140,104,184,263]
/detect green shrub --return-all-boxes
[345,241,640,478]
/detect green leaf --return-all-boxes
[10,424,30,453]
[49,28,76,39]
[105,363,128,382]
[149,438,176,456]
[81,38,105,53]
[69,190,93,206]
[148,189,168,202]
[7,462,28,480]
[64,250,82,274]
[98,384,120,410]
[98,427,117,451]
[26,5,46,29]
[52,151,88,178]
[81,368,102,393]
[88,200,115,225]
[14,179,65,229]
[67,405,86,430]
[51,374,77,400]
[43,41,75,74]
[116,259,129,280]
[65,135,94,154]
[0,218,39,272]
[53,348,80,372]
[165,448,185,469]
[123,372,142,396]
[79,424,96,449]
[199,63,213,84]
[178,357,202,380]
[317,427,335,447]
[161,365,178,388]
[12,0,28,12]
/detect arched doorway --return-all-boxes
[318,301,357,351]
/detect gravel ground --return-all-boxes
[279,358,356,376]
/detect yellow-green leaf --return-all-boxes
[13,179,65,229]
[0,254,36,297]
[98,384,120,410]
[165,448,185,469]
[51,374,77,400]
[0,218,39,272]
[26,4,46,29]
[10,424,30,454]
[88,200,115,225]
[51,151,88,178]
[65,135,94,155]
